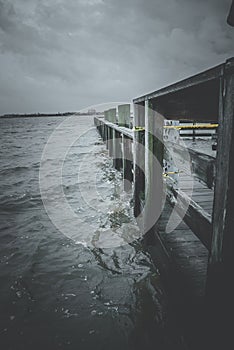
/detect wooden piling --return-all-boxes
[113,130,122,170]
[122,135,133,191]
[206,58,234,347]
[144,100,164,243]
[133,102,145,218]
[108,108,117,124]
[118,104,131,128]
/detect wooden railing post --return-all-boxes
[118,104,130,128]
[206,58,234,346]
[144,100,164,243]
[113,130,122,170]
[122,135,133,191]
[133,102,145,218]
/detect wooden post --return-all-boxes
[108,127,113,157]
[102,122,106,141]
[144,100,164,243]
[206,58,234,346]
[113,130,122,170]
[122,135,133,191]
[133,102,145,218]
[118,104,130,128]
[109,108,117,124]
[104,110,108,121]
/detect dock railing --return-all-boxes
[94,58,234,344]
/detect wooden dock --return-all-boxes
[94,57,234,349]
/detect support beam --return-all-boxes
[133,102,145,218]
[122,135,133,191]
[113,130,122,170]
[206,58,234,347]
[144,100,164,243]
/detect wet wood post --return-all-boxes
[109,107,122,170]
[100,120,105,141]
[104,110,110,150]
[107,109,114,156]
[114,130,122,170]
[118,104,131,185]
[133,102,145,219]
[122,135,133,191]
[144,100,164,243]
[108,108,119,168]
[206,58,234,346]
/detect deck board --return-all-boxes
[157,174,213,300]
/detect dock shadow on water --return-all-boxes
[0,116,186,350]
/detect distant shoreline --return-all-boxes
[0,112,104,118]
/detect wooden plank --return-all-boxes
[170,142,215,189]
[101,120,133,139]
[167,186,212,250]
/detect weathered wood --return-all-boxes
[108,127,114,156]
[98,119,133,139]
[118,104,131,128]
[144,100,164,243]
[104,110,109,121]
[122,135,133,191]
[109,108,117,124]
[170,142,215,189]
[113,130,122,170]
[133,102,145,218]
[206,59,234,301]
[133,63,223,104]
[167,186,212,250]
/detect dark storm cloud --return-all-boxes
[0,0,233,114]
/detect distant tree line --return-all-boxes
[0,111,104,118]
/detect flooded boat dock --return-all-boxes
[94,57,234,348]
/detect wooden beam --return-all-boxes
[133,63,223,104]
[167,186,212,250]
[170,142,216,189]
[113,130,122,170]
[97,119,133,139]
[122,135,133,191]
[205,57,234,350]
[133,102,145,218]
[144,100,164,243]
[207,59,234,279]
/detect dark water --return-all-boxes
[0,116,184,350]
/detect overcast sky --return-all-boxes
[0,0,233,114]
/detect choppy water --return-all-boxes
[0,116,185,350]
